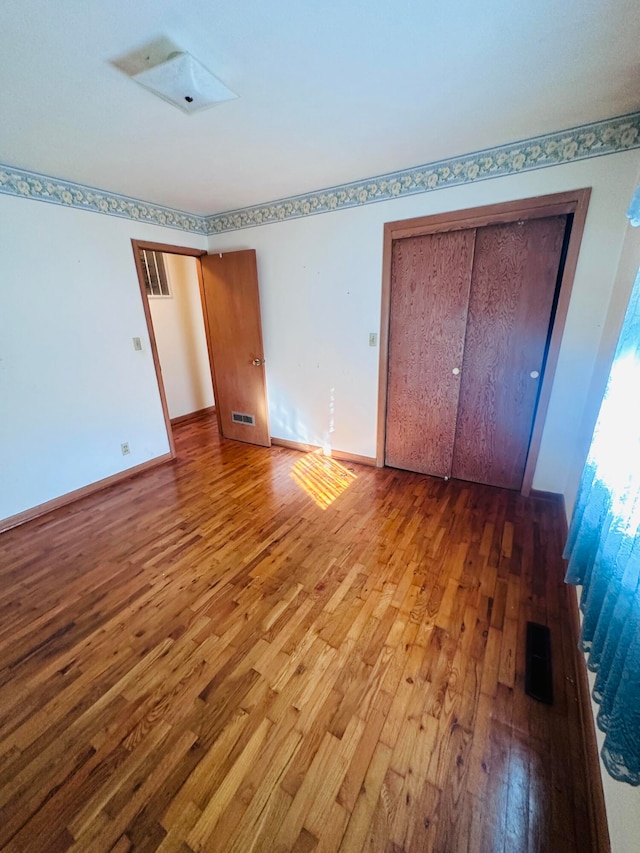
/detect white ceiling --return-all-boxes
[1,0,639,216]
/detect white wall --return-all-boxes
[207,151,640,497]
[2,152,636,528]
[0,194,206,523]
[148,254,214,420]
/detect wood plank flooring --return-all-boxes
[0,414,593,852]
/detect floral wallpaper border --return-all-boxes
[1,112,639,236]
[0,167,208,234]
[205,111,640,234]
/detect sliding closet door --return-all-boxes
[385,230,476,476]
[451,216,567,489]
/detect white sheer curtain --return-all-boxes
[564,257,640,784]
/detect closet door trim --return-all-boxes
[376,188,591,495]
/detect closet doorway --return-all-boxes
[377,190,591,495]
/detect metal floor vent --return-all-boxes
[231,411,255,426]
[525,621,553,705]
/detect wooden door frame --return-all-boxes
[376,188,592,495]
[131,239,212,459]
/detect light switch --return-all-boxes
[369,332,378,347]
[133,337,143,351]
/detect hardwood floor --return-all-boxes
[0,414,594,852]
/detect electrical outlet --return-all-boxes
[121,442,131,456]
[369,332,378,347]
[133,337,143,351]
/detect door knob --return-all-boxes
[452,368,460,375]
[252,358,265,366]
[530,370,539,379]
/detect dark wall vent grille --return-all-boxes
[231,411,256,426]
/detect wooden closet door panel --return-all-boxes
[451,216,567,489]
[385,230,476,476]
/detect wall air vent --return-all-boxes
[231,411,255,426]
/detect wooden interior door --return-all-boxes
[451,216,567,489]
[199,250,270,447]
[385,230,476,476]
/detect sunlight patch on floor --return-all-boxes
[290,451,357,509]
